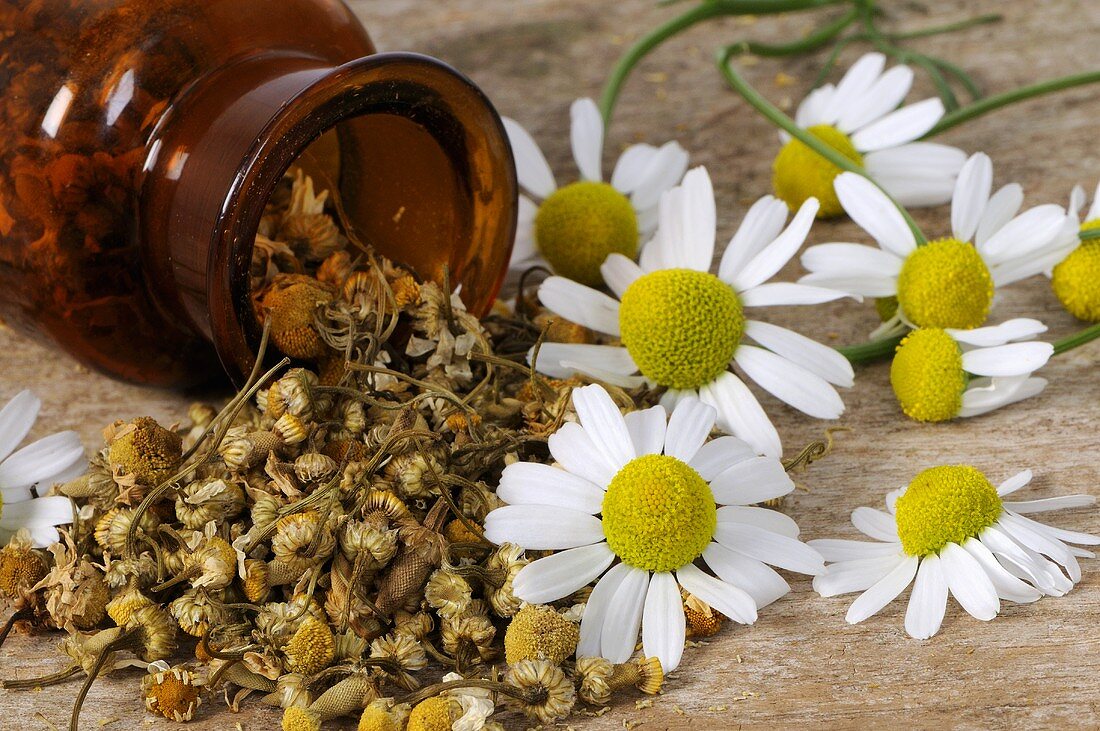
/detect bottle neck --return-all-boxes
[140,52,517,381]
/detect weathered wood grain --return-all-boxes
[2,1,1100,728]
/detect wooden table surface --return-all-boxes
[3,1,1100,728]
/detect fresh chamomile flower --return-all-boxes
[533,166,854,458]
[0,390,85,547]
[1050,180,1100,321]
[800,154,1073,337]
[810,465,1098,639]
[775,52,966,218]
[484,384,825,672]
[504,97,689,285]
[890,319,1054,422]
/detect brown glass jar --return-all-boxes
[0,0,517,386]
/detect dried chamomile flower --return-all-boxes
[683,589,725,638]
[575,656,664,705]
[393,610,434,641]
[260,274,336,360]
[94,507,159,555]
[424,569,472,619]
[0,531,47,609]
[59,456,116,509]
[440,611,496,661]
[255,596,326,643]
[107,416,183,486]
[281,211,343,263]
[264,368,320,421]
[483,542,527,617]
[106,584,154,626]
[504,604,579,664]
[294,452,338,484]
[34,537,109,631]
[186,535,239,590]
[369,630,428,690]
[142,661,201,721]
[504,658,575,723]
[170,588,232,637]
[129,604,181,662]
[101,552,158,590]
[811,465,1098,639]
[440,671,495,731]
[282,615,335,674]
[384,451,444,499]
[339,519,399,565]
[272,510,337,570]
[358,698,410,731]
[406,696,461,731]
[175,477,245,529]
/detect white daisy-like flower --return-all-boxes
[774,52,967,218]
[889,319,1053,423]
[1050,180,1100,322]
[504,97,689,285]
[533,166,854,458]
[484,384,825,673]
[800,154,1073,337]
[0,390,84,547]
[810,465,1098,639]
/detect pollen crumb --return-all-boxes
[635,699,654,709]
[774,72,796,87]
[392,206,406,223]
[673,705,686,715]
[708,705,728,712]
[643,72,667,83]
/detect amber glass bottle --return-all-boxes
[0,0,517,386]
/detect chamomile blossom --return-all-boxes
[504,97,689,285]
[889,320,1053,423]
[484,385,824,672]
[800,155,1073,337]
[1050,180,1100,321]
[0,390,84,547]
[533,166,854,458]
[774,52,966,218]
[810,465,1098,639]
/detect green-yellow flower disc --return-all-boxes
[619,268,743,390]
[1051,220,1100,322]
[601,454,716,572]
[894,465,1003,557]
[772,124,864,219]
[896,237,993,329]
[889,328,967,423]
[535,181,638,286]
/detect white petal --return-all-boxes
[483,505,604,550]
[975,184,1024,248]
[996,515,1080,582]
[663,397,716,462]
[980,525,1072,596]
[730,198,819,292]
[498,462,605,513]
[513,542,616,604]
[611,144,657,193]
[709,456,794,506]
[808,538,903,562]
[642,572,685,672]
[0,390,39,462]
[600,567,649,663]
[851,98,945,151]
[662,166,716,272]
[795,84,834,128]
[572,384,635,470]
[601,253,643,299]
[961,342,1053,377]
[838,65,914,133]
[951,153,993,243]
[851,507,900,542]
[1004,495,1096,514]
[1001,510,1100,547]
[629,141,690,212]
[548,422,618,487]
[714,522,825,575]
[502,117,556,199]
[717,505,800,539]
[734,345,845,419]
[744,321,854,387]
[874,172,958,208]
[740,282,860,306]
[978,205,1069,265]
[570,98,604,182]
[688,436,756,481]
[508,196,540,269]
[960,537,1042,604]
[846,553,918,624]
[797,272,898,298]
[624,405,667,458]
[703,542,790,608]
[904,555,947,638]
[813,553,906,596]
[834,173,917,257]
[940,542,999,620]
[946,318,1047,347]
[698,372,782,459]
[0,431,84,491]
[1087,180,1100,221]
[537,277,621,336]
[0,494,72,529]
[578,563,631,657]
[959,376,1047,418]
[675,563,757,624]
[820,53,886,125]
[718,196,789,283]
[530,343,638,381]
[800,242,903,277]
[997,469,1033,496]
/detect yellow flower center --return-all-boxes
[407,696,458,731]
[772,124,863,218]
[535,181,638,286]
[896,237,993,329]
[889,328,968,423]
[895,465,1003,556]
[619,268,743,390]
[601,454,716,572]
[1051,219,1100,322]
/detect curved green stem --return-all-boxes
[926,70,1100,137]
[716,47,927,244]
[1053,323,1100,356]
[837,334,903,364]
[884,13,1000,41]
[599,0,847,123]
[725,7,858,60]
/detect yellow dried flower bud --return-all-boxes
[505,658,576,723]
[106,586,154,626]
[294,452,338,483]
[369,631,428,690]
[504,604,579,665]
[272,511,336,569]
[442,519,481,545]
[424,569,472,619]
[406,696,460,731]
[280,212,342,262]
[575,656,614,706]
[107,416,183,485]
[0,542,47,600]
[94,507,160,554]
[358,699,408,731]
[261,275,335,360]
[390,275,421,308]
[683,590,725,638]
[317,250,354,287]
[274,413,309,446]
[282,706,322,731]
[129,605,179,662]
[440,612,496,660]
[143,664,201,722]
[283,616,335,674]
[242,558,271,603]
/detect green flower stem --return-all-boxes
[1079,227,1100,242]
[1053,323,1100,356]
[882,13,1000,41]
[598,0,848,123]
[836,335,903,364]
[724,7,859,60]
[926,70,1100,137]
[716,48,928,244]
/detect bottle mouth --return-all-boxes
[211,52,517,382]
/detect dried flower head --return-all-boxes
[143,662,201,721]
[0,533,47,607]
[107,416,183,486]
[261,274,336,360]
[339,520,399,566]
[424,569,472,619]
[504,604,579,665]
[294,452,338,484]
[369,631,428,690]
[170,588,232,637]
[282,615,335,674]
[281,212,342,262]
[575,656,664,705]
[683,589,726,638]
[129,604,180,662]
[484,543,527,618]
[384,452,444,499]
[272,511,336,570]
[358,698,410,731]
[504,658,576,723]
[175,477,245,529]
[94,507,160,555]
[34,539,109,631]
[440,611,496,661]
[274,413,310,446]
[106,585,154,626]
[406,696,461,731]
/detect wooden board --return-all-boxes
[2,0,1100,728]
